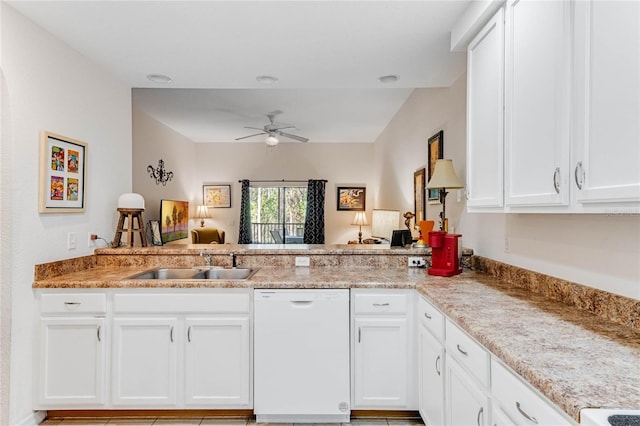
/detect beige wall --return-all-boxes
[133,105,375,244]
[374,73,640,301]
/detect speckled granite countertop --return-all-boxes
[33,266,640,422]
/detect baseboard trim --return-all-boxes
[15,410,47,426]
[45,409,253,419]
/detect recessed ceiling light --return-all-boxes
[256,75,279,85]
[378,74,400,84]
[146,74,172,84]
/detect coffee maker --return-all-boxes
[428,231,462,277]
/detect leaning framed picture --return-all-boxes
[427,130,444,202]
[414,168,426,222]
[337,186,366,211]
[203,184,231,208]
[39,131,87,213]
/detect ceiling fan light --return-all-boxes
[265,135,279,146]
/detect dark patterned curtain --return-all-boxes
[238,179,253,244]
[303,179,327,244]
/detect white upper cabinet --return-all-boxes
[467,7,505,210]
[572,0,640,210]
[504,0,572,208]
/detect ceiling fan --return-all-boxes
[235,111,309,146]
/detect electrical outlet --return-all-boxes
[295,256,310,267]
[67,232,77,250]
[88,232,98,247]
[408,257,426,267]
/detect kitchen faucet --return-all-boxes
[200,250,212,266]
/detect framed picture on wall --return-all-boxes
[414,168,426,222]
[39,131,88,213]
[203,184,231,208]
[337,186,366,211]
[427,130,444,202]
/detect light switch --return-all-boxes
[67,232,77,250]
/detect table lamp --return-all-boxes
[351,211,368,244]
[194,205,210,227]
[426,159,463,232]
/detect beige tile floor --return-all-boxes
[41,416,425,426]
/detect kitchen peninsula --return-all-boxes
[32,245,640,424]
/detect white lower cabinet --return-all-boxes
[445,354,489,426]
[111,317,178,406]
[419,322,445,426]
[37,317,106,407]
[351,290,416,409]
[183,317,250,407]
[36,292,107,408]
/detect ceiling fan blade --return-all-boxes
[273,125,296,131]
[244,126,266,131]
[235,132,267,141]
[277,131,309,143]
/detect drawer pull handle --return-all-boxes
[477,406,483,426]
[358,327,362,343]
[187,326,192,342]
[435,355,441,376]
[424,312,432,320]
[456,344,468,356]
[170,326,174,343]
[64,302,81,310]
[97,325,102,342]
[373,303,390,307]
[516,401,538,424]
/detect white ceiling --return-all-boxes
[8,0,470,143]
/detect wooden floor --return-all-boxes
[41,415,425,426]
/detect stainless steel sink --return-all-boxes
[195,268,258,280]
[127,267,259,280]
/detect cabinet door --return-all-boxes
[353,317,409,408]
[445,354,489,426]
[418,323,445,426]
[505,0,571,207]
[111,317,178,406]
[573,0,640,207]
[184,317,251,407]
[37,317,106,406]
[467,7,505,209]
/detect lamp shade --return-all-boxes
[426,159,464,189]
[195,205,210,219]
[351,211,368,226]
[117,193,145,209]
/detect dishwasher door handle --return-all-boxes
[290,300,314,307]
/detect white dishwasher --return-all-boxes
[254,289,350,423]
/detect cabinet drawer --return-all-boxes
[445,320,489,387]
[417,295,444,341]
[114,292,250,314]
[492,358,571,425]
[40,293,106,314]
[353,292,408,314]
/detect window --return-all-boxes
[250,185,307,243]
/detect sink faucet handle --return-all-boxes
[200,250,212,266]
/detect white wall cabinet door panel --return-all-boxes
[573,0,640,208]
[37,317,106,407]
[467,7,505,209]
[184,317,251,407]
[418,322,445,426]
[445,354,489,426]
[505,0,571,208]
[111,317,178,406]
[353,317,409,408]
